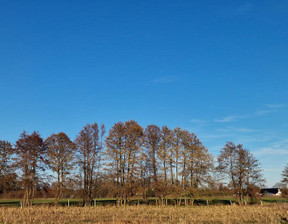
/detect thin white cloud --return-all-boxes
[214,116,237,123]
[265,104,287,108]
[215,106,285,123]
[235,128,257,133]
[211,127,275,144]
[214,115,248,123]
[238,134,276,144]
[256,105,287,115]
[254,139,288,156]
[256,110,274,115]
[255,148,288,156]
[151,76,176,84]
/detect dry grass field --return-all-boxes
[1,204,288,224]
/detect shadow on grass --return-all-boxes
[5,197,288,207]
[0,200,21,207]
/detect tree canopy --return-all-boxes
[0,121,266,206]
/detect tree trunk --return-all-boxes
[190,197,194,206]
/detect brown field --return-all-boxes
[0,204,288,224]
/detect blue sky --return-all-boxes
[0,0,287,187]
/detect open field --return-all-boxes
[1,197,287,207]
[1,204,288,223]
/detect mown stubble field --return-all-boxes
[1,204,288,224]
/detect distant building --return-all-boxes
[260,188,282,196]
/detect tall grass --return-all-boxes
[1,204,288,223]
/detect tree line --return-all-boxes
[0,120,266,206]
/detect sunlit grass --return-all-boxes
[0,204,288,223]
[1,196,287,207]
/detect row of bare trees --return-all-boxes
[105,121,214,205]
[217,142,265,205]
[0,120,264,206]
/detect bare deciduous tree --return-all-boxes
[180,130,213,204]
[106,121,143,206]
[75,123,105,206]
[15,131,46,207]
[282,165,288,186]
[144,125,161,183]
[217,142,264,205]
[0,140,14,194]
[45,132,75,205]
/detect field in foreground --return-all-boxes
[1,204,288,224]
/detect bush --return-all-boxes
[247,185,260,204]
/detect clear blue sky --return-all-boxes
[0,0,287,187]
